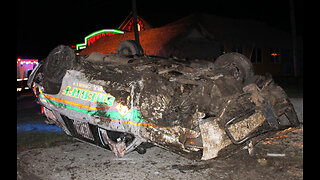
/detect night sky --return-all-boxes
[16,0,303,59]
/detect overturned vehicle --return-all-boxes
[28,42,299,160]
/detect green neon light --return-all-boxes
[76,29,124,50]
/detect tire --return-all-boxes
[42,45,76,94]
[116,40,144,56]
[214,52,254,82]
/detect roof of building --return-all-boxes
[80,13,294,56]
[117,11,153,32]
[80,15,193,56]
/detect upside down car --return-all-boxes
[28,41,299,160]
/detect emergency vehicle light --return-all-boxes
[17,58,38,65]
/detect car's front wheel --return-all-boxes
[42,45,76,94]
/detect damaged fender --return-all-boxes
[28,45,299,160]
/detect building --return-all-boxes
[117,11,152,32]
[80,13,302,76]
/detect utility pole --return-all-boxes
[132,0,140,45]
[290,0,298,77]
[131,0,144,55]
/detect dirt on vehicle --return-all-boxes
[20,43,302,179]
[30,44,299,160]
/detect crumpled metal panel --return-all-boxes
[29,48,299,160]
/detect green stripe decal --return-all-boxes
[41,95,144,122]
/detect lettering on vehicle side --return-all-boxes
[62,85,115,107]
[59,85,144,122]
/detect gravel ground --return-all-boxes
[17,98,303,180]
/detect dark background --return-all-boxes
[16,0,303,59]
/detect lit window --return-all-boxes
[137,24,141,31]
[270,48,281,64]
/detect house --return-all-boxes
[117,11,152,32]
[80,13,302,76]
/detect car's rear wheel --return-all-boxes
[214,52,254,82]
[116,40,144,56]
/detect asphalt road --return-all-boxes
[17,94,303,179]
[17,126,303,179]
